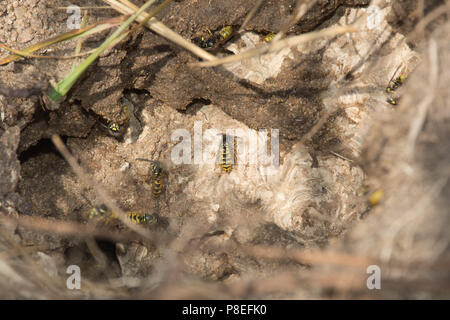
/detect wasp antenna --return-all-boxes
[388,64,402,85]
[98,121,109,130]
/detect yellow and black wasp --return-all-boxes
[88,204,157,226]
[98,121,123,138]
[385,66,407,105]
[217,133,238,173]
[87,203,119,226]
[386,97,398,105]
[195,25,233,49]
[125,212,158,225]
[91,110,124,138]
[93,103,131,139]
[218,25,233,42]
[136,159,163,199]
[263,33,276,43]
[386,75,406,93]
[89,204,110,221]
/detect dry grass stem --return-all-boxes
[103,0,217,61]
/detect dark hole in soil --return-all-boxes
[178,98,212,115]
[18,136,67,163]
[123,88,152,97]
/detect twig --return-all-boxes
[407,38,438,157]
[275,0,317,41]
[330,151,353,163]
[0,42,96,60]
[0,211,150,242]
[0,226,62,294]
[239,0,266,32]
[56,6,114,10]
[406,2,450,42]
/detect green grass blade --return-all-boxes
[48,0,159,101]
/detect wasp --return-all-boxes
[385,66,406,106]
[197,35,216,49]
[369,189,384,206]
[93,102,131,138]
[386,97,398,105]
[386,74,406,93]
[87,204,119,226]
[195,25,233,49]
[98,121,123,138]
[217,134,238,173]
[218,25,233,42]
[88,204,157,226]
[136,159,163,198]
[386,65,406,93]
[126,212,158,225]
[264,33,276,43]
[89,204,109,220]
[194,28,217,49]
